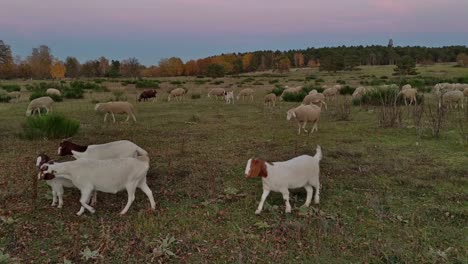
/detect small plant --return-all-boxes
[0,248,16,263]
[0,94,12,103]
[62,86,84,99]
[336,79,346,84]
[191,94,201,99]
[152,235,177,259]
[80,247,100,261]
[334,96,352,121]
[21,114,80,140]
[112,90,126,101]
[0,84,21,92]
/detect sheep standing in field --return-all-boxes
[264,93,277,107]
[441,90,464,109]
[26,96,54,116]
[286,104,321,135]
[280,86,302,100]
[302,93,327,110]
[308,89,318,95]
[7,91,20,102]
[138,89,157,102]
[352,86,368,99]
[323,87,338,101]
[399,88,418,106]
[237,88,254,102]
[245,145,322,214]
[94,101,136,122]
[464,87,468,97]
[401,84,412,91]
[208,88,226,100]
[168,88,186,102]
[223,91,235,104]
[46,88,61,97]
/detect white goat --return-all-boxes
[224,91,235,104]
[245,145,322,214]
[39,156,155,215]
[58,139,148,160]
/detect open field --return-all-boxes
[0,64,467,263]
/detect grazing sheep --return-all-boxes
[94,101,136,122]
[138,89,157,102]
[441,90,464,109]
[280,86,302,100]
[352,86,368,99]
[464,87,468,97]
[286,104,321,135]
[323,87,338,100]
[264,93,277,107]
[39,155,155,216]
[224,91,235,104]
[245,145,322,214]
[308,89,318,95]
[208,88,226,100]
[26,96,54,116]
[302,93,327,110]
[36,153,97,208]
[168,88,186,102]
[402,84,412,90]
[333,84,342,91]
[7,91,20,102]
[46,88,61,97]
[399,88,418,106]
[236,88,254,102]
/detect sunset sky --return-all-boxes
[1,0,467,65]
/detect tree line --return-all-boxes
[0,40,467,80]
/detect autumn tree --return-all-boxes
[184,60,199,76]
[120,57,141,78]
[206,63,225,78]
[98,56,109,76]
[0,40,15,79]
[242,53,254,72]
[293,53,305,68]
[65,57,80,78]
[456,53,468,67]
[28,45,53,79]
[158,57,184,76]
[273,55,290,73]
[80,60,99,77]
[50,61,66,79]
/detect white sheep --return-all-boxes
[168,88,186,102]
[245,145,322,214]
[323,87,338,100]
[280,86,302,100]
[464,87,468,97]
[308,89,318,95]
[399,88,418,106]
[7,91,21,103]
[302,93,327,110]
[208,88,226,100]
[58,139,148,160]
[286,104,321,135]
[94,101,136,122]
[26,96,54,116]
[39,155,155,215]
[237,88,254,102]
[401,84,412,90]
[224,91,235,104]
[264,93,277,107]
[46,88,61,97]
[441,90,464,109]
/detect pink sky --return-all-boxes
[1,0,467,64]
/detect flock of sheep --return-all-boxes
[17,80,468,215]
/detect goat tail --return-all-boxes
[135,146,148,157]
[314,145,322,161]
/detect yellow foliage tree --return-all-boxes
[50,61,66,79]
[242,53,253,71]
[184,60,199,76]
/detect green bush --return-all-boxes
[337,79,346,84]
[242,77,255,83]
[21,114,80,140]
[1,84,21,92]
[380,76,389,79]
[268,79,279,84]
[339,85,356,95]
[191,94,201,99]
[170,80,183,85]
[305,75,316,81]
[30,91,62,102]
[271,84,286,96]
[70,81,106,91]
[456,76,468,83]
[194,80,208,85]
[135,80,160,89]
[62,86,84,99]
[0,94,12,103]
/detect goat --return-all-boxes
[58,139,148,160]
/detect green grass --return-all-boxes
[20,113,80,140]
[0,64,467,263]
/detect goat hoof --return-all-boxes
[255,210,261,215]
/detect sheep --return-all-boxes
[308,89,318,95]
[464,87,468,97]
[399,88,418,106]
[58,139,148,160]
[286,104,321,135]
[7,91,20,102]
[280,86,302,100]
[208,88,226,100]
[401,84,412,90]
[352,86,367,99]
[224,91,235,104]
[138,89,157,102]
[333,84,342,91]
[26,96,54,116]
[245,145,322,214]
[46,88,61,97]
[323,87,338,100]
[94,101,136,123]
[35,153,97,208]
[38,155,155,215]
[302,93,327,110]
[236,88,254,102]
[441,90,464,109]
[168,88,186,102]
[264,93,277,107]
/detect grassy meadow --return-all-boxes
[0,64,467,263]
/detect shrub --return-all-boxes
[305,75,316,81]
[380,76,389,79]
[170,80,183,85]
[242,77,255,83]
[70,81,106,92]
[369,79,387,86]
[333,96,352,121]
[268,79,279,84]
[21,114,80,140]
[315,78,324,83]
[191,94,201,99]
[194,80,208,85]
[30,91,62,102]
[271,84,286,96]
[1,84,21,92]
[136,80,160,88]
[211,80,224,85]
[339,85,356,95]
[0,94,12,103]
[62,86,84,99]
[112,90,126,101]
[336,79,346,84]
